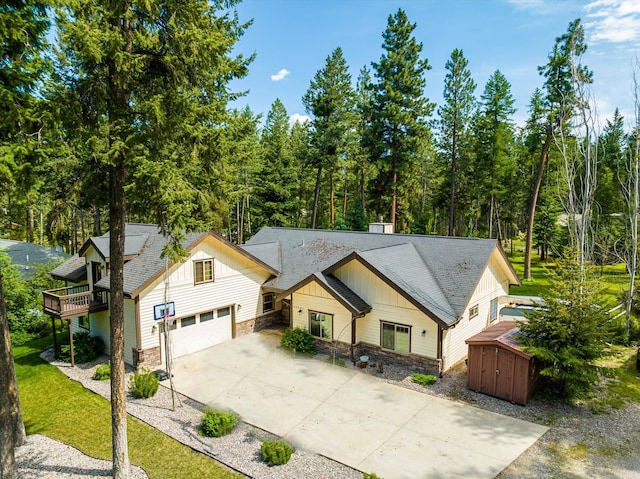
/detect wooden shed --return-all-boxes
[465,321,542,405]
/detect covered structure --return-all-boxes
[465,321,542,405]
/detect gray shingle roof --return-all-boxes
[92,224,202,296]
[50,255,86,282]
[0,239,70,278]
[245,227,518,327]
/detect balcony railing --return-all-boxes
[43,284,108,319]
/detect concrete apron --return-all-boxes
[168,330,548,479]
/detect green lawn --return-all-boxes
[507,247,630,306]
[14,335,241,479]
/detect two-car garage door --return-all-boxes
[166,306,234,359]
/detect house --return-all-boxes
[243,225,520,374]
[44,223,520,374]
[44,224,279,367]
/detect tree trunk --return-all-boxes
[524,127,552,280]
[26,207,34,243]
[329,170,334,228]
[391,170,397,231]
[311,166,322,229]
[0,270,25,479]
[108,5,132,478]
[448,135,457,237]
[109,159,131,479]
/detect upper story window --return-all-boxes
[469,304,479,319]
[490,298,498,322]
[194,259,214,284]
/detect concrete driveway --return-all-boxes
[169,330,548,479]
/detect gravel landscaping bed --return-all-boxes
[17,346,640,478]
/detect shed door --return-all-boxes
[494,348,515,401]
[478,346,497,395]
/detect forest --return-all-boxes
[1,3,638,276]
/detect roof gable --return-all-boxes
[247,227,520,328]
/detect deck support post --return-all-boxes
[68,320,75,367]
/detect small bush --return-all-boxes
[199,409,239,437]
[93,362,111,381]
[280,327,317,354]
[128,368,159,398]
[363,473,383,479]
[260,439,293,466]
[411,373,436,386]
[58,331,105,363]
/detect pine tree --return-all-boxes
[519,250,610,399]
[369,9,434,232]
[55,2,252,476]
[438,48,476,236]
[302,47,356,229]
[475,70,516,238]
[254,99,298,228]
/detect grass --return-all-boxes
[506,244,630,306]
[14,334,241,479]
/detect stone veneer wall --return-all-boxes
[315,340,441,376]
[133,345,161,368]
[235,310,284,337]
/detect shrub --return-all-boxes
[58,331,105,363]
[411,373,436,386]
[129,368,159,399]
[260,439,293,466]
[280,327,317,354]
[199,409,239,437]
[363,473,383,479]
[93,362,111,381]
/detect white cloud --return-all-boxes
[271,68,290,81]
[584,0,640,44]
[289,113,310,125]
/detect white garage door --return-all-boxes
[168,306,233,359]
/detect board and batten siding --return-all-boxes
[84,248,105,286]
[137,235,272,353]
[334,261,439,358]
[291,282,352,343]
[441,249,512,370]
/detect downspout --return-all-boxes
[350,314,357,361]
[437,325,443,378]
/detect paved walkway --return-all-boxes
[170,330,548,479]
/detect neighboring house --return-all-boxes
[44,223,520,374]
[44,224,278,367]
[0,239,69,278]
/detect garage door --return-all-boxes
[168,306,233,358]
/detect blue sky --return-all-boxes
[229,0,640,129]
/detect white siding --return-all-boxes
[335,261,439,358]
[291,282,352,343]
[441,249,512,370]
[124,298,137,365]
[137,235,272,359]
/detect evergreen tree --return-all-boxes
[437,48,476,236]
[519,249,610,399]
[55,2,252,476]
[254,99,298,228]
[475,70,516,238]
[368,9,434,231]
[354,66,376,223]
[302,47,356,229]
[524,19,593,279]
[0,0,51,243]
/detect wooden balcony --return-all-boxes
[43,284,109,319]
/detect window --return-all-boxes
[200,311,214,322]
[181,316,196,327]
[381,322,410,353]
[469,304,479,319]
[78,315,89,330]
[309,311,332,340]
[217,307,231,318]
[263,292,275,313]
[160,320,177,332]
[194,259,214,284]
[490,298,498,322]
